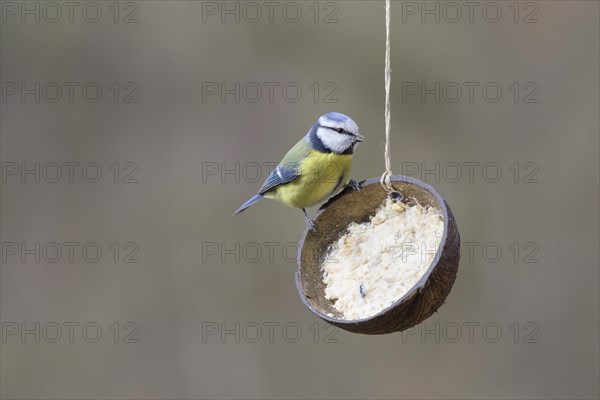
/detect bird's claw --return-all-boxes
[302,208,317,233]
[306,219,317,233]
[348,179,362,191]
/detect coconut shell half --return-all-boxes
[296,175,460,335]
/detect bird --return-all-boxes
[233,112,364,231]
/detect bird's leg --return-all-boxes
[303,208,316,233]
[347,179,362,191]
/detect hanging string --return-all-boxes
[380,0,394,193]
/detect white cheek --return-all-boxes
[316,128,352,153]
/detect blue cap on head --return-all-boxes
[322,112,350,123]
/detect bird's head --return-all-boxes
[312,112,364,154]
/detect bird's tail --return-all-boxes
[233,194,263,216]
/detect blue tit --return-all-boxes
[233,112,364,231]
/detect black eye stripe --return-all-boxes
[323,126,353,136]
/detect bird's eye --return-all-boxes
[336,128,344,134]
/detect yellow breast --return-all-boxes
[265,152,352,209]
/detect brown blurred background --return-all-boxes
[1,1,598,399]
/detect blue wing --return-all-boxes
[258,164,301,195]
[258,135,311,194]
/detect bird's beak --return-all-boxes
[354,133,365,142]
